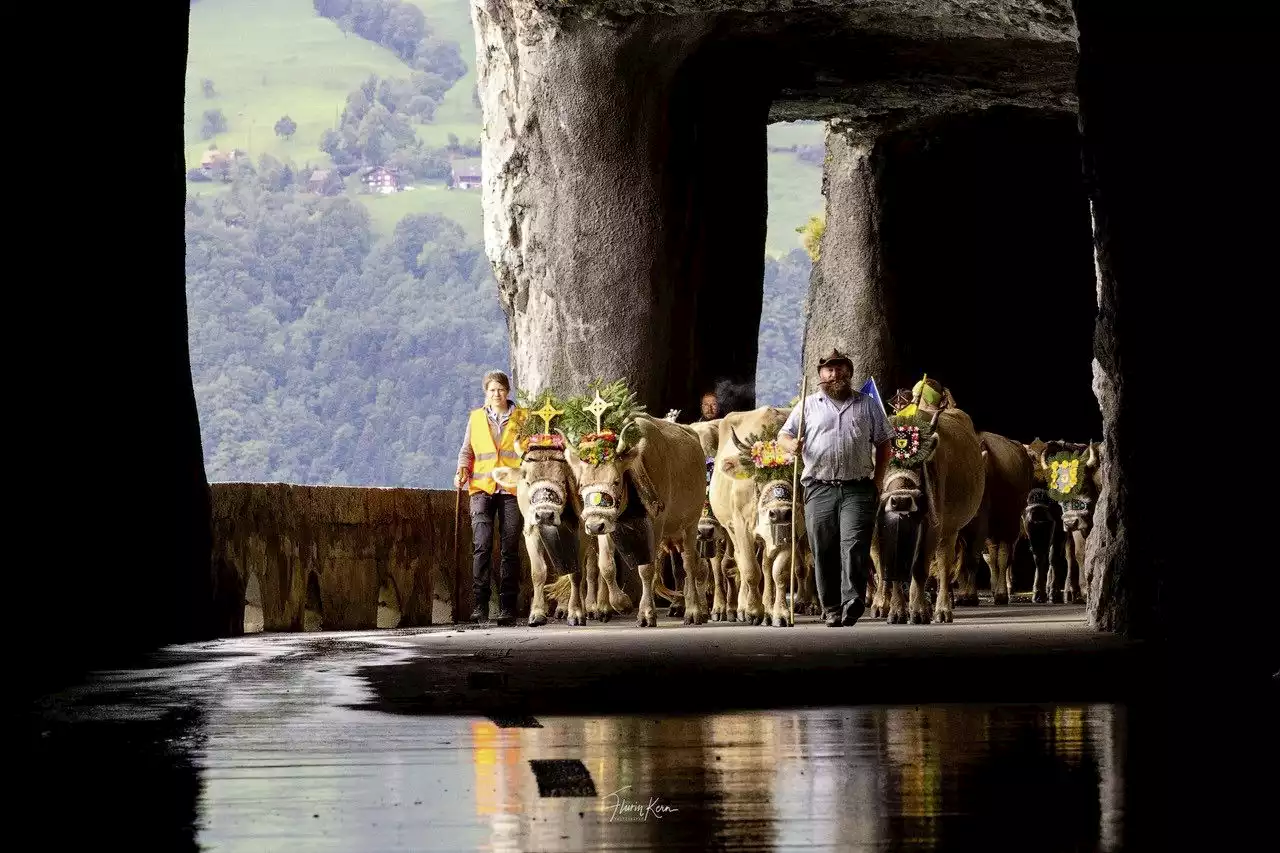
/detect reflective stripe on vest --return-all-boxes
[468,406,525,494]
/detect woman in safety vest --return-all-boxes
[456,370,528,625]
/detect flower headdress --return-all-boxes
[887,409,940,469]
[727,414,802,485]
[1040,441,1098,502]
[560,379,647,466]
[515,387,569,452]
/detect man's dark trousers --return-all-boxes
[804,479,878,615]
[471,491,522,614]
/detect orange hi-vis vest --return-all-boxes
[468,406,526,495]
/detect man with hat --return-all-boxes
[777,348,892,627]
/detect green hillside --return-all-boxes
[184,0,408,170]
[184,0,825,251]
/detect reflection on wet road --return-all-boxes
[33,630,1139,852]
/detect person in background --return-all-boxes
[456,370,528,626]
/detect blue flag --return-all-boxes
[860,377,885,413]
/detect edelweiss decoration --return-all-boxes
[561,379,647,467]
[887,411,935,468]
[734,419,801,485]
[1046,451,1085,502]
[515,388,568,451]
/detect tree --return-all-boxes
[202,78,216,98]
[201,108,228,140]
[796,214,825,262]
[274,115,298,141]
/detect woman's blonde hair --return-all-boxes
[482,370,511,393]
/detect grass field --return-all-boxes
[184,0,410,170]
[352,181,484,240]
[184,0,825,249]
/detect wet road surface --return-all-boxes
[31,605,1241,851]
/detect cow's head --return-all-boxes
[563,423,642,537]
[1022,486,1063,564]
[720,424,798,549]
[877,410,941,582]
[493,441,578,529]
[1039,440,1101,537]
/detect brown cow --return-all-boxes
[565,413,709,626]
[872,406,986,623]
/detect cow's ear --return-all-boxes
[721,457,739,475]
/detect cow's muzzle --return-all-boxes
[883,488,923,516]
[584,513,616,536]
[1063,510,1092,533]
[767,506,792,524]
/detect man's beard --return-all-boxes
[822,377,853,400]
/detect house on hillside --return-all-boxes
[359,165,400,194]
[307,169,336,195]
[451,159,482,190]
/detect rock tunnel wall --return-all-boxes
[806,105,1101,443]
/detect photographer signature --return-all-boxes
[601,786,680,822]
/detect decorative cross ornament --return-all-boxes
[532,398,565,434]
[585,391,611,434]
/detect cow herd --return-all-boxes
[491,383,1103,628]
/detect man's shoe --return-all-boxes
[470,604,488,623]
[824,609,843,627]
[842,598,866,626]
[496,607,517,626]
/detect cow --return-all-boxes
[957,431,1036,606]
[686,417,737,617]
[872,405,986,624]
[490,437,588,626]
[1021,483,1065,603]
[710,405,811,627]
[1038,440,1103,604]
[564,412,709,626]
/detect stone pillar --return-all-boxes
[801,126,898,391]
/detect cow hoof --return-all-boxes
[1050,591,1064,604]
[1032,591,1047,604]
[638,612,657,627]
[993,594,1009,606]
[1063,590,1079,604]
[762,614,772,627]
[933,608,953,623]
[774,615,790,627]
[669,604,684,618]
[889,610,905,624]
[528,613,547,627]
[910,611,926,625]
[751,614,764,626]
[554,608,567,620]
[711,610,723,622]
[598,610,612,623]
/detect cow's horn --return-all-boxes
[1038,447,1050,470]
[928,408,941,431]
[1085,441,1097,468]
[730,427,751,454]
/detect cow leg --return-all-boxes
[709,538,727,622]
[528,537,550,627]
[987,540,1008,606]
[680,529,707,624]
[566,568,586,626]
[732,528,766,625]
[637,559,659,627]
[594,535,619,622]
[887,580,907,623]
[1053,534,1073,604]
[1078,532,1093,605]
[871,539,890,618]
[1064,531,1086,604]
[909,544,937,624]
[769,547,793,627]
[932,535,959,623]
[723,544,740,622]
[665,550,685,618]
[1030,532,1050,604]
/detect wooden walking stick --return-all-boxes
[452,475,464,622]
[789,374,806,627]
